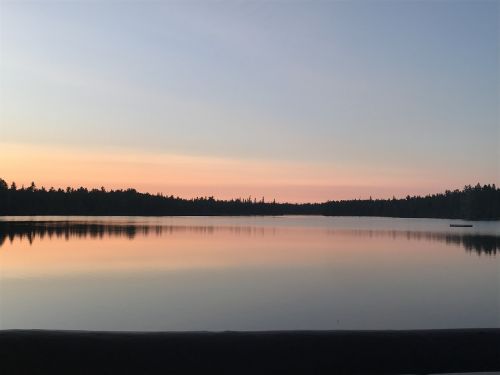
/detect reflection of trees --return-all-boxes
[0,221,271,245]
[326,229,499,256]
[0,221,498,256]
[460,235,499,255]
[0,222,144,243]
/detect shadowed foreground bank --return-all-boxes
[1,329,499,374]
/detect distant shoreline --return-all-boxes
[1,213,499,221]
[1,180,499,220]
[1,328,499,374]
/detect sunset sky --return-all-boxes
[1,1,498,202]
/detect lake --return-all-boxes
[0,216,498,331]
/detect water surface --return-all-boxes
[0,216,498,331]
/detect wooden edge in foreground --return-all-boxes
[1,328,499,374]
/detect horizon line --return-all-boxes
[1,178,496,205]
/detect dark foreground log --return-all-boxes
[1,329,499,374]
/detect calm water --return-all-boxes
[0,216,498,331]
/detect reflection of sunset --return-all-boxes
[1,218,498,331]
[0,223,469,279]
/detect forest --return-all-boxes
[0,178,498,220]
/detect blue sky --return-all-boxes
[0,1,498,200]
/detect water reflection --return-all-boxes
[0,220,498,255]
[326,229,499,256]
[1,217,498,331]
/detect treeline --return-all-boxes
[0,179,498,220]
[322,184,500,220]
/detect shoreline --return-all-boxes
[1,213,499,221]
[1,214,498,222]
[1,329,499,374]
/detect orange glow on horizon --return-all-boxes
[0,142,469,202]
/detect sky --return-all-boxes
[0,1,498,202]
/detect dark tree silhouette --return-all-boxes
[0,178,498,219]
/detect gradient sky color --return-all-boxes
[1,1,498,202]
